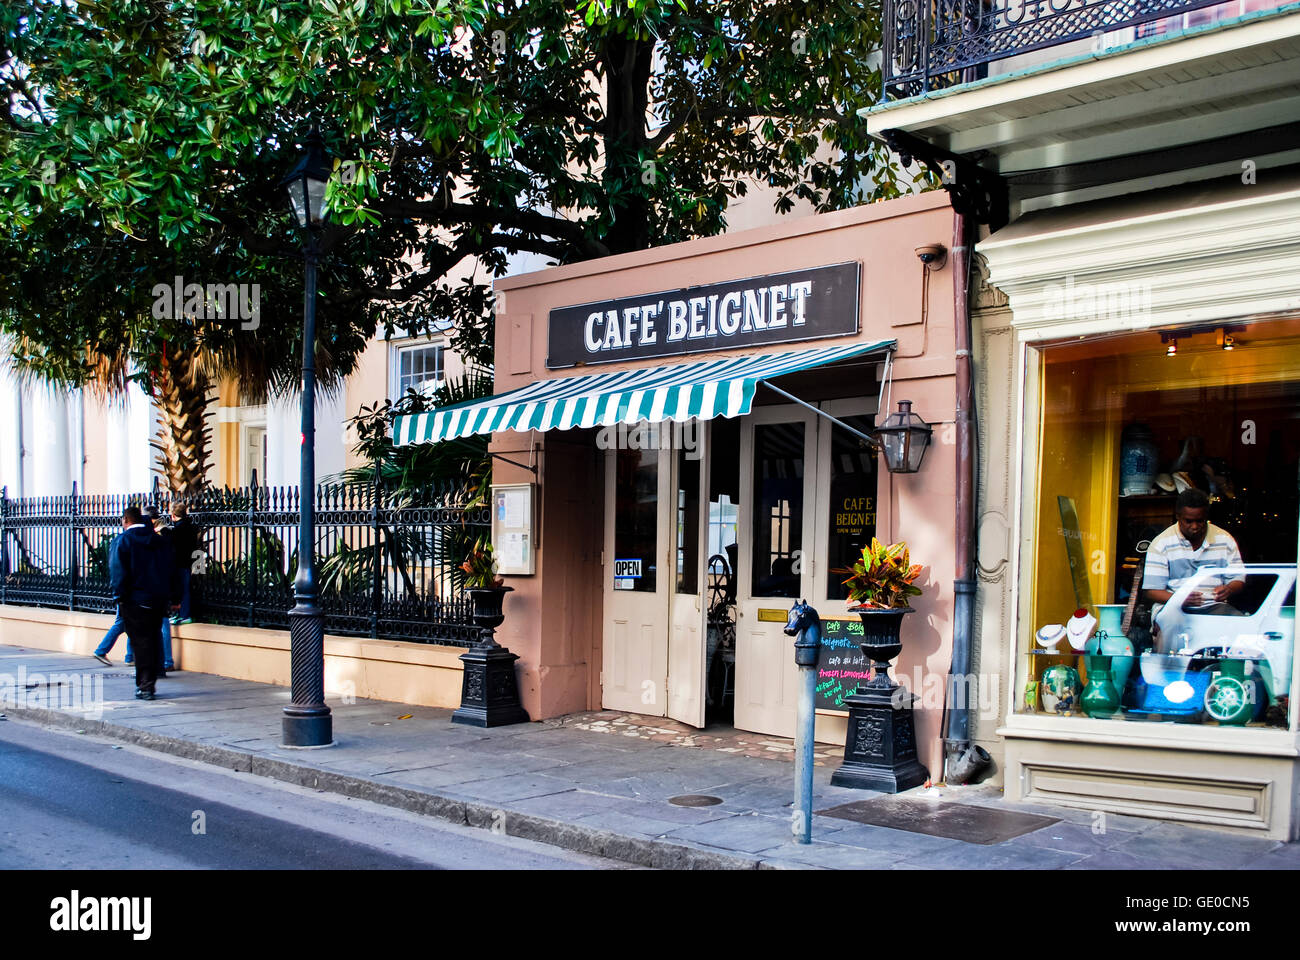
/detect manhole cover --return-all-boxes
[816,796,1059,845]
[668,794,723,807]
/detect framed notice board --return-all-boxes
[815,617,871,714]
[491,483,536,576]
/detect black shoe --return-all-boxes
[134,689,145,699]
[139,691,156,701]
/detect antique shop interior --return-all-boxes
[1023,316,1299,729]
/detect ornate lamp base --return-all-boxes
[451,644,531,728]
[830,684,929,793]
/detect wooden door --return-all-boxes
[735,407,817,738]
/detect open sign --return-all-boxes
[613,559,642,579]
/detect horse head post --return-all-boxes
[786,599,822,667]
[788,598,822,844]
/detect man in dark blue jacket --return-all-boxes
[110,506,180,700]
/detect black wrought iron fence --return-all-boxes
[0,480,489,647]
[883,0,1233,99]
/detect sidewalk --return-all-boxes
[2,643,1297,870]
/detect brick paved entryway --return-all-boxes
[542,711,843,766]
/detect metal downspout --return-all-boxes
[944,210,989,784]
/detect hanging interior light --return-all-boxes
[1216,327,1240,351]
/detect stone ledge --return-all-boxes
[0,603,468,710]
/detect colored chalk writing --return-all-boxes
[815,618,871,711]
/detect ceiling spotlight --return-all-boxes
[1166,338,1177,357]
[1222,334,1235,351]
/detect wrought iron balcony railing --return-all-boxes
[884,0,1236,99]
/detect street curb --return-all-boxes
[0,701,775,870]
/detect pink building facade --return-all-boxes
[473,191,961,774]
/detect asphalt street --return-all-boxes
[0,718,631,870]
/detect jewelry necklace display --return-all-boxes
[1067,608,1097,651]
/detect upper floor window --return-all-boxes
[394,344,445,400]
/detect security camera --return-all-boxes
[915,243,947,270]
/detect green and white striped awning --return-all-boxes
[392,340,894,446]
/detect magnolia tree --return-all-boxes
[0,0,915,494]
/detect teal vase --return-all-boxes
[1091,606,1135,695]
[1081,655,1120,718]
[1095,604,1125,637]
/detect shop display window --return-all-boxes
[1021,319,1300,728]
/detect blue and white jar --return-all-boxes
[1119,422,1158,497]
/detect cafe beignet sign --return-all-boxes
[546,262,860,368]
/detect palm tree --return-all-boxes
[318,368,494,598]
[334,366,495,504]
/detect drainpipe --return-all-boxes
[944,210,991,784]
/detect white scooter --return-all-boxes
[1152,563,1296,701]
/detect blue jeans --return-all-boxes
[94,606,135,661]
[160,615,174,669]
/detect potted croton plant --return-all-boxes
[460,539,512,641]
[833,538,924,687]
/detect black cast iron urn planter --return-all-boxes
[467,585,512,637]
[829,605,930,793]
[451,586,531,728]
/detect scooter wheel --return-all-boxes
[1204,676,1251,724]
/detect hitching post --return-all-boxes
[786,600,822,844]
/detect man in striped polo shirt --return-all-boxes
[1143,488,1245,616]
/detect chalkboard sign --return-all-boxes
[815,618,871,712]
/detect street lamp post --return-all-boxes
[279,128,333,748]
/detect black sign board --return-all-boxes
[815,618,871,712]
[546,261,861,369]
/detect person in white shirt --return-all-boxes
[1143,487,1245,615]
